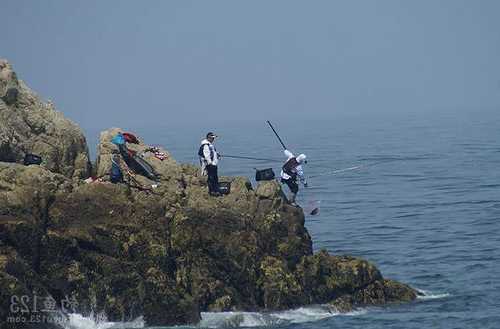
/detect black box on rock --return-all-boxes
[219,182,231,195]
[23,154,42,166]
[255,168,275,181]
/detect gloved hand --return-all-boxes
[304,182,309,188]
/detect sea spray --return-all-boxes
[198,305,365,328]
[63,313,144,329]
[416,289,451,300]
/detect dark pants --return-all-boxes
[281,177,299,194]
[206,164,220,194]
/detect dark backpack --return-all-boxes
[198,143,209,158]
[110,155,123,183]
[283,157,299,177]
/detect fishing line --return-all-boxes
[308,165,364,178]
[222,154,366,172]
[308,159,401,179]
[221,154,282,162]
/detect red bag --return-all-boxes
[123,132,139,144]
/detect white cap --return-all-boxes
[296,154,307,163]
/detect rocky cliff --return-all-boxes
[0,59,90,180]
[0,60,418,328]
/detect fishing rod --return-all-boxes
[267,120,287,150]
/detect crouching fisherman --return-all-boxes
[199,132,222,196]
[281,149,308,206]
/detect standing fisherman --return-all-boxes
[199,132,221,196]
[281,149,308,206]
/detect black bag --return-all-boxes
[2,88,19,105]
[110,154,123,183]
[255,168,275,181]
[23,154,42,166]
[219,182,231,195]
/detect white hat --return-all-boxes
[296,154,307,164]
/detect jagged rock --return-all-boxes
[328,295,354,313]
[255,180,282,199]
[296,250,417,310]
[257,256,305,309]
[0,248,63,329]
[95,128,181,184]
[94,127,122,178]
[0,163,72,219]
[0,63,418,327]
[352,279,418,305]
[0,60,90,180]
[208,295,233,312]
[296,250,382,303]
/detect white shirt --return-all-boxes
[280,149,306,184]
[200,139,219,166]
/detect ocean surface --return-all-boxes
[76,109,500,329]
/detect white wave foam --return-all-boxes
[199,305,364,328]
[343,309,367,316]
[416,289,451,300]
[63,313,144,329]
[61,305,364,329]
[199,311,281,328]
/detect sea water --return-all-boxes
[76,109,500,329]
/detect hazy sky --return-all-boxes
[2,0,499,135]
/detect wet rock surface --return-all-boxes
[0,61,417,328]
